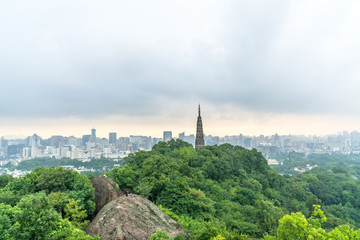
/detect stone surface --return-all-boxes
[91,175,123,214]
[86,194,185,240]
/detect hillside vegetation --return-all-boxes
[0,167,98,239]
[2,140,360,239]
[108,140,360,239]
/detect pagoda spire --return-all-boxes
[195,104,205,151]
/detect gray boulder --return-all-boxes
[86,194,185,240]
[91,175,123,214]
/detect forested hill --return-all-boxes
[1,140,360,239]
[108,140,360,239]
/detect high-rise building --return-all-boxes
[195,105,205,151]
[82,135,91,147]
[185,134,195,146]
[109,132,117,144]
[29,134,41,148]
[351,131,360,146]
[118,137,130,151]
[163,131,172,142]
[50,135,65,148]
[23,147,31,159]
[91,128,96,141]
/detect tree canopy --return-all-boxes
[3,140,360,239]
[0,167,98,239]
[109,140,360,239]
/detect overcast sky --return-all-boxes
[1,0,360,138]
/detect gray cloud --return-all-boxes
[1,0,360,120]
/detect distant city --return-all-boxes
[1,128,360,168]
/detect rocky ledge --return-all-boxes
[91,175,123,215]
[86,194,185,240]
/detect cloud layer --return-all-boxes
[1,0,360,135]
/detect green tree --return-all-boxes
[0,203,19,240]
[49,219,99,240]
[3,167,95,216]
[272,205,360,240]
[64,198,89,230]
[0,193,96,240]
[10,192,62,240]
[327,225,360,239]
[0,175,13,188]
[49,191,71,215]
[149,230,174,240]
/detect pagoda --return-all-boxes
[195,105,205,151]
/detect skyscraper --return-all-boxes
[195,105,205,151]
[163,131,172,142]
[91,128,96,142]
[109,132,117,144]
[82,135,91,147]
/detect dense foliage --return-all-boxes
[271,152,360,177]
[2,141,360,239]
[265,205,360,240]
[108,140,360,239]
[0,167,98,239]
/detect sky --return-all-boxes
[1,0,360,139]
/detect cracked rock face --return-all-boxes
[86,194,185,240]
[91,176,123,215]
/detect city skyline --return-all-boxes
[2,106,360,139]
[2,109,360,139]
[3,126,360,167]
[4,125,360,141]
[1,1,360,138]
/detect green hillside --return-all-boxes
[108,140,360,239]
[1,140,360,239]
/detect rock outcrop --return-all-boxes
[91,176,123,214]
[86,194,185,240]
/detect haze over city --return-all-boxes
[1,1,360,138]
